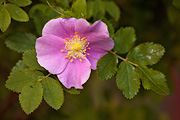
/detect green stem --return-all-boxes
[38,73,51,81]
[46,0,64,15]
[109,51,138,66]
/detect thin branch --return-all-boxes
[109,51,138,66]
[38,73,51,81]
[46,0,64,16]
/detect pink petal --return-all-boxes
[88,20,109,36]
[75,18,91,35]
[36,35,69,74]
[86,50,107,70]
[75,20,109,37]
[57,58,91,89]
[62,18,77,35]
[42,18,77,39]
[87,33,114,51]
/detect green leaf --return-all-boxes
[93,0,105,20]
[87,1,94,19]
[11,60,27,72]
[51,6,64,16]
[173,0,180,9]
[23,50,44,71]
[46,1,64,16]
[8,0,32,7]
[6,69,44,93]
[127,42,165,66]
[29,3,61,19]
[116,61,140,99]
[97,53,118,80]
[61,10,73,18]
[32,10,49,36]
[6,3,29,22]
[71,0,87,18]
[63,87,81,95]
[101,18,115,38]
[0,5,11,32]
[29,4,50,18]
[114,27,136,54]
[42,77,64,110]
[19,81,43,114]
[136,66,169,95]
[104,1,120,21]
[5,32,36,53]
[56,0,69,8]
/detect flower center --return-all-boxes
[61,32,90,62]
[72,43,82,52]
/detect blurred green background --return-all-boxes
[0,0,180,119]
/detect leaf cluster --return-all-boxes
[5,32,80,114]
[0,0,30,32]
[3,0,119,114]
[16,0,120,36]
[96,27,169,99]
[3,0,170,115]
[44,0,120,21]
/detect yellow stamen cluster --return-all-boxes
[61,32,90,62]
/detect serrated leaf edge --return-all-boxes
[127,42,165,66]
[42,78,64,110]
[5,68,44,93]
[137,66,169,95]
[97,53,118,80]
[5,69,27,93]
[116,62,140,99]
[19,81,43,115]
[11,59,28,72]
[114,26,136,54]
[22,49,45,71]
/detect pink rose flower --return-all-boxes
[36,18,114,89]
